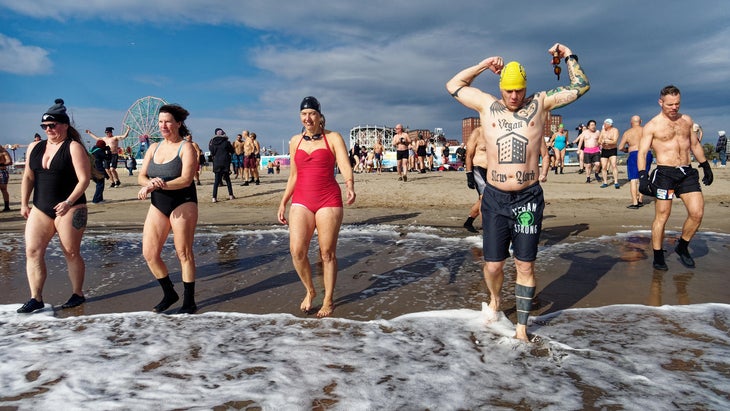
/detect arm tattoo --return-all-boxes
[450,86,466,98]
[546,59,590,109]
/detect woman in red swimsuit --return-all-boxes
[277,97,356,317]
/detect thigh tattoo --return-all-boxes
[72,207,88,230]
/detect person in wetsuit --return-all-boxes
[277,96,356,318]
[137,104,199,314]
[18,98,90,313]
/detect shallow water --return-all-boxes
[1,228,729,409]
[1,304,729,409]
[1,227,727,319]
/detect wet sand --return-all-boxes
[1,165,729,319]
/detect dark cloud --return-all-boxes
[1,0,728,148]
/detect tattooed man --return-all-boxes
[446,43,589,341]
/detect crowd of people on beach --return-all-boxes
[4,41,722,342]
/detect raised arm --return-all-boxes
[446,56,503,111]
[85,130,102,140]
[117,125,130,140]
[544,43,590,111]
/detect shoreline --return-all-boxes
[2,165,729,235]
[1,166,729,321]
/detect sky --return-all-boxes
[1,0,729,158]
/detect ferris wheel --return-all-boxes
[121,96,167,158]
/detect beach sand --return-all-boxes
[1,165,729,319]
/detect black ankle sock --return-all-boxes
[653,249,665,264]
[181,281,196,310]
[464,216,475,227]
[153,276,179,312]
[676,238,689,254]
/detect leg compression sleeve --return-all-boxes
[515,284,536,325]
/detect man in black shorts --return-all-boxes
[447,43,590,341]
[638,85,713,271]
[391,124,411,181]
[598,118,620,188]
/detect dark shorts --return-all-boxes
[626,151,654,180]
[474,166,487,196]
[244,155,257,169]
[0,169,8,185]
[585,152,601,164]
[600,147,618,158]
[232,154,244,167]
[649,165,701,200]
[481,182,544,262]
[417,146,427,157]
[109,153,119,168]
[396,149,409,160]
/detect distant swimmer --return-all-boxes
[85,125,130,188]
[574,120,602,183]
[391,124,411,181]
[617,115,653,208]
[447,42,590,341]
[598,118,620,189]
[638,85,713,271]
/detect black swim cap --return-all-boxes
[300,96,321,114]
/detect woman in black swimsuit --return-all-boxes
[17,98,90,313]
[137,104,199,314]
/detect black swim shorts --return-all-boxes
[650,165,701,200]
[600,147,618,158]
[481,182,544,262]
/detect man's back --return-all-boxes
[622,125,643,152]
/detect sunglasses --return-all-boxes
[40,123,59,130]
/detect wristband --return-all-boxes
[64,200,72,206]
[564,54,578,63]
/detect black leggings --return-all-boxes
[213,170,233,198]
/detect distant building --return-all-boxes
[349,125,393,150]
[409,129,433,142]
[349,125,438,149]
[462,117,480,143]
[544,113,562,138]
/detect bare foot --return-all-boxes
[488,296,501,313]
[301,291,315,313]
[481,302,498,324]
[316,301,334,318]
[514,324,530,342]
